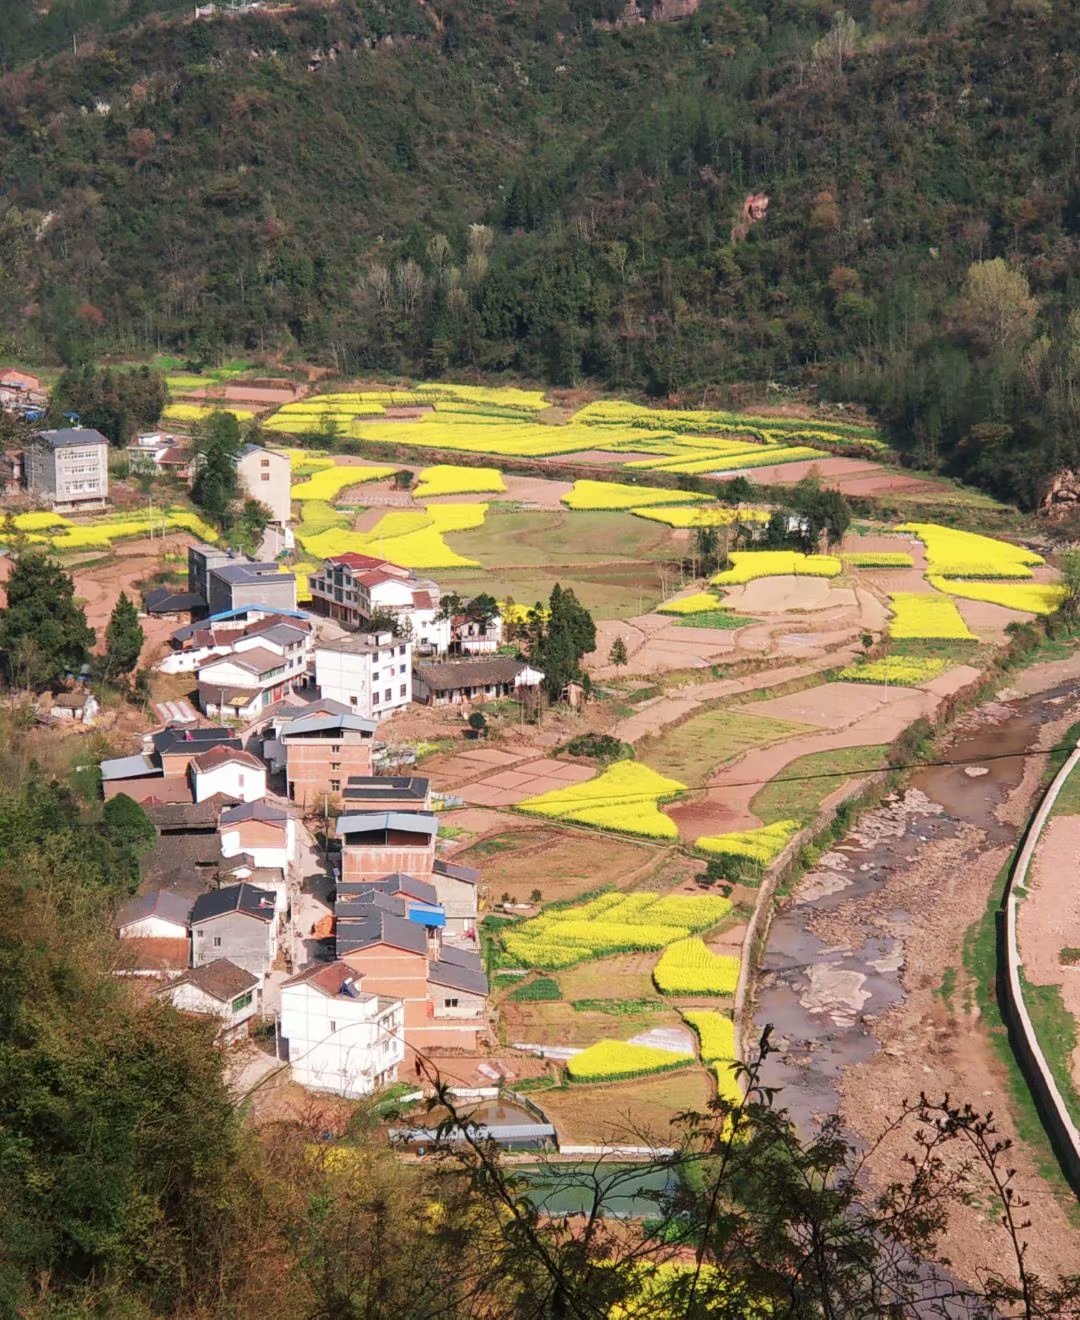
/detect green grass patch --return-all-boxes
[673,611,755,630]
[508,976,561,1002]
[1050,757,1080,817]
[638,706,814,786]
[1020,973,1080,1130]
[889,637,987,665]
[936,965,957,1007]
[750,744,890,827]
[570,997,666,1015]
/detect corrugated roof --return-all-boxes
[336,811,438,839]
[433,858,480,885]
[100,753,158,780]
[282,713,378,739]
[153,727,237,758]
[343,775,429,801]
[35,426,108,449]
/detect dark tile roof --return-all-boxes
[427,959,488,997]
[433,858,480,885]
[210,562,291,585]
[342,776,429,803]
[336,906,427,957]
[415,657,526,692]
[335,811,438,840]
[362,872,439,906]
[153,726,238,758]
[282,714,377,739]
[144,795,236,832]
[190,883,276,925]
[219,801,288,826]
[166,959,260,1002]
[116,889,192,930]
[436,944,484,971]
[144,588,206,614]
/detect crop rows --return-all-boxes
[653,938,740,996]
[887,592,976,640]
[694,819,800,866]
[928,577,1067,616]
[565,1039,694,1083]
[517,761,686,838]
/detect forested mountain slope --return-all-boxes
[1,0,1079,501]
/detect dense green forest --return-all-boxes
[0,0,1078,501]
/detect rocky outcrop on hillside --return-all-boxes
[1040,470,1080,517]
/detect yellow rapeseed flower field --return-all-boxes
[836,656,948,686]
[561,480,711,511]
[887,592,976,640]
[681,1010,736,1063]
[517,761,686,838]
[656,592,727,615]
[413,464,506,498]
[694,820,800,866]
[565,1039,694,1083]
[290,463,398,501]
[711,551,841,585]
[653,938,740,996]
[896,522,1043,579]
[928,576,1067,616]
[630,505,770,528]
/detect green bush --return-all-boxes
[508,976,561,1002]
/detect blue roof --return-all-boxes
[406,905,445,928]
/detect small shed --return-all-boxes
[50,691,99,723]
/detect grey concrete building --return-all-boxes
[23,427,109,509]
[190,882,278,977]
[187,543,234,606]
[207,560,298,617]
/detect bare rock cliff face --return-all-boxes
[610,0,701,27]
[1041,470,1080,517]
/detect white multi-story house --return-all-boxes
[127,431,192,477]
[309,553,450,654]
[23,427,109,509]
[196,621,313,718]
[314,631,412,721]
[156,959,262,1043]
[189,746,267,803]
[280,961,405,1098]
[219,800,297,871]
[235,444,291,523]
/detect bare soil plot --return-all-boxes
[720,576,855,614]
[536,1070,711,1145]
[589,613,742,679]
[730,680,922,728]
[1019,814,1080,1090]
[457,757,595,807]
[558,953,665,1003]
[453,828,659,904]
[72,534,192,667]
[501,999,685,1049]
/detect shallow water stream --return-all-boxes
[754,682,1074,1132]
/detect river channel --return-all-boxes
[754,676,1079,1134]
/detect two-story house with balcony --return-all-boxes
[197,621,312,718]
[308,553,450,654]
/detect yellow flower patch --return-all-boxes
[657,592,726,615]
[897,522,1043,579]
[290,463,398,501]
[836,656,948,686]
[653,938,740,996]
[682,1010,736,1063]
[565,1039,694,1083]
[413,464,506,499]
[161,403,254,424]
[646,445,820,476]
[887,592,976,640]
[517,761,686,838]
[298,504,486,568]
[711,551,841,584]
[928,577,1067,616]
[8,511,73,531]
[695,819,800,866]
[561,480,711,511]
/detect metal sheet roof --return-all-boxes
[100,753,158,780]
[336,811,438,838]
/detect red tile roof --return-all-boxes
[329,553,390,571]
[190,746,265,775]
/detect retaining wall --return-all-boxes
[998,741,1080,1197]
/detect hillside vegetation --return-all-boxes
[1,0,1079,503]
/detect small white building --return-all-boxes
[219,800,297,871]
[116,888,192,941]
[236,444,291,524]
[156,959,261,1042]
[314,632,412,721]
[280,961,405,1098]
[189,746,267,803]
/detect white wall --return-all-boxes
[281,985,404,1099]
[162,979,258,1035]
[193,761,267,803]
[219,820,296,871]
[118,915,189,940]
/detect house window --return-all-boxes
[197,929,204,939]
[384,689,391,703]
[330,761,341,771]
[260,458,269,467]
[372,671,379,682]
[261,472,270,481]
[329,1020,337,1033]
[232,992,253,1012]
[400,685,407,697]
[330,779,340,792]
[398,645,406,655]
[213,936,222,948]
[331,744,341,753]
[399,664,405,674]
[349,696,358,707]
[443,997,459,1009]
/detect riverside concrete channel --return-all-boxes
[753,656,1080,1291]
